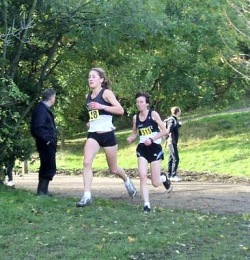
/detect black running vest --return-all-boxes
[136,110,159,136]
[86,88,112,116]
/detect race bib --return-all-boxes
[139,127,152,136]
[88,110,99,121]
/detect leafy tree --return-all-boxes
[0,78,32,179]
[222,0,250,82]
[121,0,244,115]
[77,0,244,118]
[0,0,164,166]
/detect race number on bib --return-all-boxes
[89,110,99,121]
[139,127,152,136]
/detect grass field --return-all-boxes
[1,186,249,259]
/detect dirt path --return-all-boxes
[14,173,250,214]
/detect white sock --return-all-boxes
[161,175,166,183]
[84,192,91,199]
[144,202,150,208]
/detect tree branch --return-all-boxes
[9,0,38,79]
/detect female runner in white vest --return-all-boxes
[76,68,137,207]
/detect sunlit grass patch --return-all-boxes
[180,132,250,177]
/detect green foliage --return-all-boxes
[0,186,249,259]
[222,0,250,81]
[53,0,248,127]
[0,78,32,175]
[140,0,244,113]
[1,0,151,158]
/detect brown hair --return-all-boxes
[135,92,150,104]
[91,68,111,89]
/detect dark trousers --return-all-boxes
[36,141,56,181]
[167,143,179,178]
[5,165,14,181]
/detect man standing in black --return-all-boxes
[30,89,57,195]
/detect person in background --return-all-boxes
[30,89,57,196]
[76,68,137,207]
[3,158,15,187]
[127,92,172,213]
[165,106,182,182]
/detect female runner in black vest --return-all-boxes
[76,68,137,207]
[127,92,172,213]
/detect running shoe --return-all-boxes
[143,206,151,213]
[125,177,137,198]
[3,180,15,187]
[76,196,93,207]
[161,173,173,192]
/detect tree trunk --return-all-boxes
[60,128,66,152]
[22,160,29,175]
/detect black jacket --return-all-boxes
[30,102,57,146]
[167,116,181,145]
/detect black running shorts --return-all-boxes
[87,131,117,147]
[136,142,164,163]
